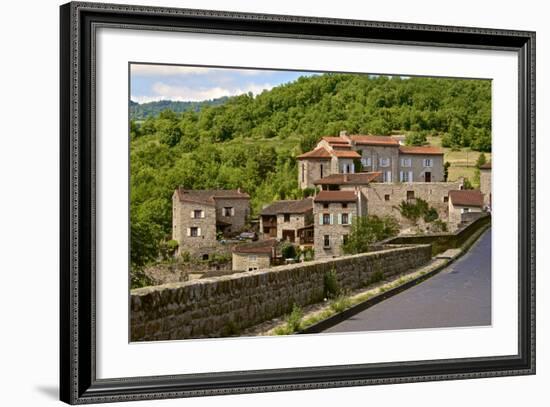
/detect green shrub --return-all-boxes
[324,268,340,299]
[281,243,297,259]
[423,207,439,223]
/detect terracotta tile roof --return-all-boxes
[313,172,382,185]
[260,197,313,216]
[350,135,400,146]
[449,190,484,207]
[398,146,444,155]
[331,150,361,158]
[479,162,492,169]
[296,146,332,160]
[233,239,277,255]
[176,188,250,205]
[322,136,349,144]
[314,190,358,203]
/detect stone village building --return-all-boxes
[448,190,484,227]
[259,197,314,246]
[313,190,367,259]
[172,188,250,258]
[297,131,445,189]
[479,162,492,208]
[232,239,278,272]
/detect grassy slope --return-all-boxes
[427,135,491,183]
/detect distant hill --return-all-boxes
[130,97,229,120]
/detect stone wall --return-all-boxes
[130,244,431,341]
[344,181,463,221]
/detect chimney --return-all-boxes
[339,130,348,137]
[344,174,349,183]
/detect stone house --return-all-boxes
[259,197,313,244]
[479,162,492,208]
[313,190,367,259]
[315,172,463,222]
[172,188,250,258]
[448,190,484,227]
[232,239,278,271]
[297,131,445,188]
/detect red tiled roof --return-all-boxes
[479,162,492,169]
[176,189,250,205]
[260,197,313,216]
[350,135,400,146]
[233,239,277,255]
[322,136,349,144]
[449,190,484,207]
[314,190,358,203]
[313,172,382,185]
[296,146,332,160]
[399,146,444,155]
[331,150,361,159]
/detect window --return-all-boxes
[323,213,331,225]
[407,191,415,200]
[341,213,349,225]
[223,207,234,217]
[443,196,449,203]
[400,171,412,182]
[324,235,330,247]
[283,213,290,222]
[379,157,390,167]
[249,255,257,261]
[383,171,392,182]
[202,254,209,261]
[343,234,349,245]
[423,158,433,167]
[401,158,411,167]
[193,209,202,219]
[384,194,390,201]
[301,163,305,182]
[320,164,324,178]
[361,157,371,166]
[461,207,470,213]
[323,203,329,209]
[342,203,348,209]
[190,227,199,237]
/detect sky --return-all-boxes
[130,64,317,104]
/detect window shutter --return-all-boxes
[319,213,323,225]
[349,213,353,224]
[408,171,413,182]
[330,214,334,225]
[231,207,235,216]
[337,214,342,224]
[399,171,403,182]
[190,211,194,218]
[186,228,191,237]
[387,171,392,182]
[197,227,202,236]
[201,210,205,218]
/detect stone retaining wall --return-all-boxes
[130,244,431,341]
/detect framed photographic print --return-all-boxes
[60,1,536,404]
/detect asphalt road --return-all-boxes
[324,228,492,333]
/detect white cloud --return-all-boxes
[132,82,275,103]
[131,64,270,77]
[131,64,213,76]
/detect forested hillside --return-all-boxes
[130,73,491,270]
[130,97,229,120]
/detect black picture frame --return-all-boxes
[60,1,536,404]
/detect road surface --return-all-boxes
[324,228,492,333]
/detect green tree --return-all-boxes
[405,131,427,146]
[342,215,399,254]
